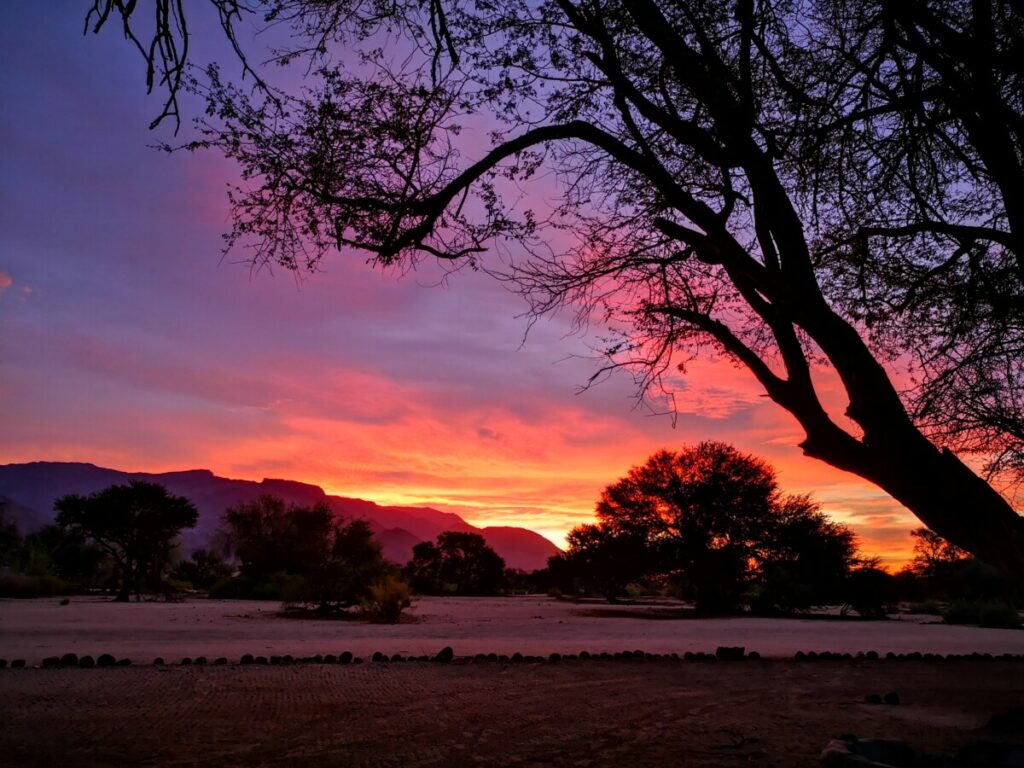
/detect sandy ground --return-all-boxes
[1,598,1023,767]
[1,660,1022,767]
[1,596,1022,662]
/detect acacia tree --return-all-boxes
[405,531,507,595]
[55,481,198,601]
[575,442,858,611]
[87,1,1024,578]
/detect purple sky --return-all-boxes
[0,4,922,562]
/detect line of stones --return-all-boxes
[2,647,1022,670]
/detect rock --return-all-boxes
[864,694,883,705]
[511,652,524,663]
[339,651,353,665]
[548,652,562,662]
[474,653,486,662]
[60,653,79,667]
[240,654,254,665]
[391,654,404,662]
[254,656,268,665]
[579,651,591,660]
[882,692,900,705]
[214,657,228,666]
[11,660,26,669]
[153,657,165,666]
[115,658,131,667]
[486,653,498,662]
[269,656,282,665]
[194,656,207,665]
[42,656,60,669]
[313,654,323,663]
[0,659,6,669]
[323,654,337,664]
[434,646,454,663]
[747,651,761,660]
[180,657,193,666]
[865,650,879,660]
[498,655,509,662]
[78,656,95,669]
[59,598,70,606]
[372,651,385,663]
[282,655,294,665]
[716,646,745,661]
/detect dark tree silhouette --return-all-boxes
[557,523,650,602]
[220,495,389,611]
[405,531,507,595]
[86,1,1024,578]
[572,442,858,611]
[907,527,971,577]
[55,481,198,601]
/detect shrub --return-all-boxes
[979,603,1022,629]
[362,576,411,624]
[944,600,983,625]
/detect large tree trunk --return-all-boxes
[787,301,1024,583]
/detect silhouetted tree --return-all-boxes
[405,531,507,595]
[87,1,1024,578]
[170,548,234,590]
[220,496,389,610]
[55,481,198,601]
[575,442,858,611]
[555,523,651,602]
[22,524,107,588]
[907,527,971,577]
[0,501,21,568]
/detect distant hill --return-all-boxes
[0,462,560,571]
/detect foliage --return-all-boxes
[843,567,898,619]
[362,575,412,623]
[944,600,1021,628]
[562,442,858,612]
[404,531,507,595]
[220,496,389,611]
[170,548,234,591]
[55,481,198,601]
[979,603,1022,629]
[0,502,21,567]
[555,523,649,602]
[907,528,971,576]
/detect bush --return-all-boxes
[943,600,982,624]
[980,603,1022,629]
[0,568,69,598]
[944,600,1020,628]
[362,576,411,623]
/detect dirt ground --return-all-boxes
[1,659,1022,768]
[3,596,1024,661]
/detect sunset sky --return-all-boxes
[0,5,932,566]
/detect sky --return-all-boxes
[0,4,929,565]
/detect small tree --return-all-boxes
[556,523,650,602]
[55,481,198,601]
[221,496,389,611]
[908,527,971,577]
[170,548,234,591]
[405,531,507,595]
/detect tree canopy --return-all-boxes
[219,495,390,611]
[559,442,859,611]
[86,0,1024,578]
[405,531,507,595]
[55,481,198,601]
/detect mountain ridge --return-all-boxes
[0,461,560,571]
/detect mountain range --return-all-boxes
[0,462,560,571]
